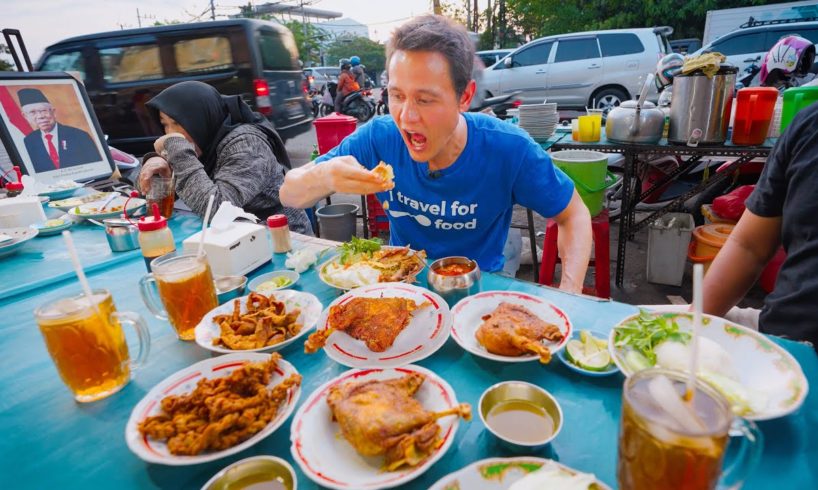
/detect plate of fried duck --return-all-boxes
[304,283,451,368]
[125,353,301,465]
[318,237,427,290]
[451,291,572,364]
[194,291,322,354]
[290,364,471,490]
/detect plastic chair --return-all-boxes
[539,209,610,298]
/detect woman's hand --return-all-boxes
[153,133,187,155]
[139,156,172,194]
[323,156,393,195]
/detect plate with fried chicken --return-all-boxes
[304,283,451,368]
[451,291,572,364]
[194,291,322,354]
[125,353,301,465]
[290,364,471,490]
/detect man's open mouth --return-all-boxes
[404,130,427,152]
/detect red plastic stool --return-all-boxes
[539,209,610,298]
[366,195,390,238]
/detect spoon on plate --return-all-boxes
[387,209,432,226]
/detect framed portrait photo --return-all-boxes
[0,71,115,185]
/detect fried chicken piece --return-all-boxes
[475,302,564,363]
[305,297,429,353]
[327,373,471,470]
[137,353,301,456]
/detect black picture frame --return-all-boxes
[0,71,115,184]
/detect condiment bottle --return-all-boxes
[267,214,292,254]
[4,166,24,197]
[138,203,176,271]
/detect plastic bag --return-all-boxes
[711,185,755,221]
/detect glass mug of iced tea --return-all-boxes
[617,369,763,490]
[139,251,218,341]
[146,174,175,219]
[34,289,151,403]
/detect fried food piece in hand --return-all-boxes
[137,353,301,455]
[372,161,394,187]
[305,297,429,353]
[327,372,471,470]
[475,302,564,363]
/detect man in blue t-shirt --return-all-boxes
[281,15,592,292]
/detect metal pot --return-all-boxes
[605,74,665,144]
[103,218,139,252]
[669,66,737,145]
[427,256,481,307]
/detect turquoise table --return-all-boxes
[1,236,817,489]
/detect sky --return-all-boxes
[3,0,447,63]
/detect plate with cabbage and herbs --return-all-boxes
[318,237,427,290]
[608,308,808,421]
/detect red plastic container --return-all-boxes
[732,87,778,146]
[313,113,358,155]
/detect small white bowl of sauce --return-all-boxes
[479,381,563,450]
[202,455,297,490]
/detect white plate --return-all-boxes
[47,191,115,211]
[290,365,464,490]
[316,283,451,368]
[428,457,612,490]
[125,353,301,465]
[67,195,145,220]
[194,290,323,354]
[38,185,81,200]
[609,309,809,421]
[318,246,426,290]
[450,291,572,362]
[0,227,39,258]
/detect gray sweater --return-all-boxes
[164,125,313,235]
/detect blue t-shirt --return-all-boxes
[316,113,574,272]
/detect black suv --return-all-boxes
[37,19,313,156]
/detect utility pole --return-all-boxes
[433,0,442,15]
[473,0,479,32]
[137,8,142,28]
[210,0,215,21]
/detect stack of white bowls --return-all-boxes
[519,103,559,141]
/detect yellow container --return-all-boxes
[688,224,734,274]
[578,115,601,142]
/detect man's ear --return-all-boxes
[459,80,476,112]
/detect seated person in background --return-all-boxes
[703,102,818,349]
[280,15,592,292]
[138,81,312,235]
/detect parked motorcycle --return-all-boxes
[469,90,521,118]
[324,81,376,122]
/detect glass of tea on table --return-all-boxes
[139,251,218,341]
[34,289,151,402]
[617,368,762,490]
[146,174,175,219]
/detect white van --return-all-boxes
[482,27,673,112]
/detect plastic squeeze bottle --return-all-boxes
[138,203,176,271]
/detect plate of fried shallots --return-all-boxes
[451,291,572,364]
[290,364,471,490]
[304,283,451,368]
[125,353,301,465]
[194,291,323,354]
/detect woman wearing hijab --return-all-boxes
[138,81,313,234]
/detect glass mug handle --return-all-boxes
[718,418,764,490]
[139,274,168,320]
[111,311,151,371]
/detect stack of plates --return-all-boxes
[519,103,559,141]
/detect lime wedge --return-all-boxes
[566,338,612,372]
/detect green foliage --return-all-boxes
[0,43,14,71]
[325,36,386,74]
[280,19,328,66]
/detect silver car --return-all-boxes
[482,27,673,112]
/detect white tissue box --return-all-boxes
[0,196,47,228]
[182,222,271,276]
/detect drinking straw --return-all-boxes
[197,194,215,258]
[686,263,704,402]
[62,230,94,301]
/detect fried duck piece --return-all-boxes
[327,373,471,471]
[305,297,429,353]
[137,353,301,455]
[475,302,564,363]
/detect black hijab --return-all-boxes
[146,81,290,175]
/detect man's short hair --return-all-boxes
[387,15,474,97]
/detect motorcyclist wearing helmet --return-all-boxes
[350,56,368,89]
[335,58,360,113]
[760,35,816,90]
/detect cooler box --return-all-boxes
[314,113,358,155]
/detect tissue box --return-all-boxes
[0,196,47,227]
[182,222,271,276]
